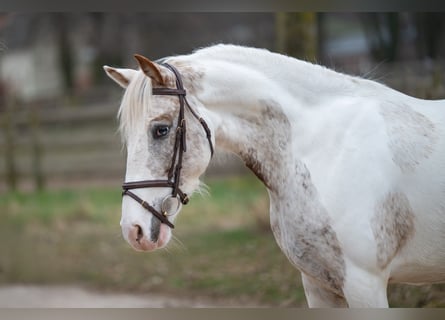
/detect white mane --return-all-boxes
[118,70,153,142]
[191,44,394,104]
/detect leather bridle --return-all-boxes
[122,63,214,229]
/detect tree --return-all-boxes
[276,13,318,62]
[53,13,74,94]
[360,13,400,62]
[415,13,444,60]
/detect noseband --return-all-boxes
[122,63,214,229]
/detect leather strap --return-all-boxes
[152,88,186,96]
[122,180,189,204]
[122,189,175,228]
[121,62,213,229]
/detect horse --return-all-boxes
[104,44,445,307]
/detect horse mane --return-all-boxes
[117,44,389,145]
[118,70,153,143]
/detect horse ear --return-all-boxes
[134,54,166,86]
[103,66,137,88]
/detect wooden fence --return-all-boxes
[0,96,245,192]
[0,98,120,191]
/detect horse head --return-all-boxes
[104,55,213,251]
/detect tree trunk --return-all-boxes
[2,93,18,192]
[29,103,45,191]
[360,13,400,62]
[54,13,74,95]
[276,13,318,62]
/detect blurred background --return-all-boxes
[0,12,444,307]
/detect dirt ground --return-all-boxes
[0,285,261,308]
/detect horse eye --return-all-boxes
[152,125,170,139]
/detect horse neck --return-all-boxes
[190,52,355,194]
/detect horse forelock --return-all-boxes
[117,58,206,145]
[118,71,153,143]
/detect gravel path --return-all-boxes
[0,285,238,308]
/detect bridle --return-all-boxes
[122,63,214,229]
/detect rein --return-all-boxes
[122,63,214,229]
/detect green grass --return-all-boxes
[0,174,444,307]
[0,174,305,306]
[0,187,121,226]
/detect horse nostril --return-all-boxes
[126,224,158,251]
[134,224,143,243]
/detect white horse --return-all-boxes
[104,44,445,307]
